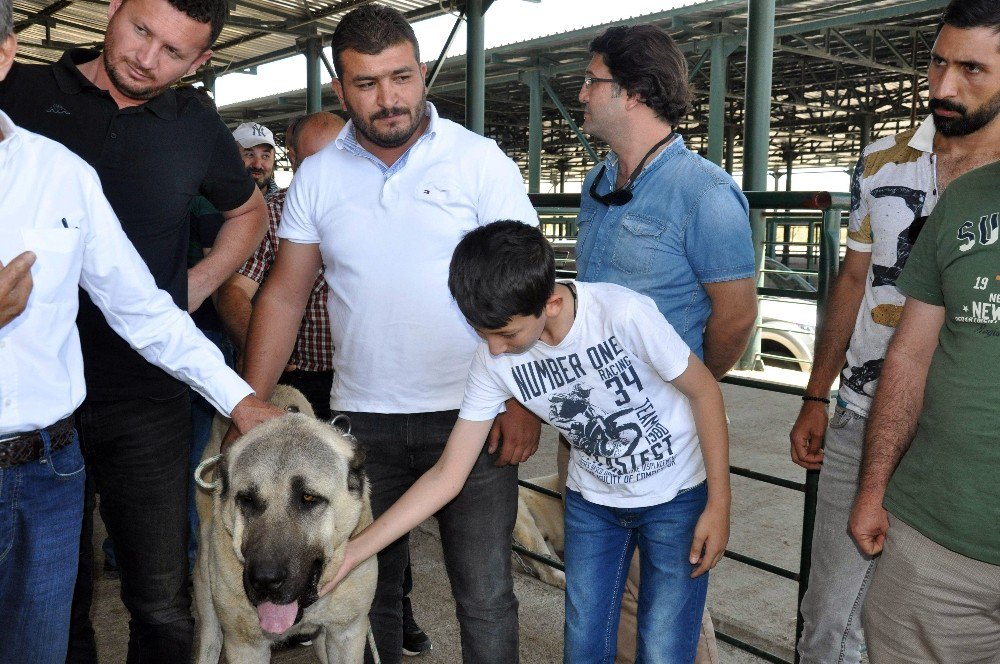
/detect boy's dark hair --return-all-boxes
[449,221,555,331]
[589,25,690,126]
[332,3,420,80]
[941,0,1000,43]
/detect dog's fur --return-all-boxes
[193,386,377,663]
[512,473,566,589]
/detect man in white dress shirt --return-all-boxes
[0,6,282,662]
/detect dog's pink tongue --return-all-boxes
[257,601,299,635]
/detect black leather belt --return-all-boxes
[0,416,76,469]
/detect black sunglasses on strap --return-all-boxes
[589,132,677,207]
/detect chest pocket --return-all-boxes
[610,214,665,275]
[20,228,82,305]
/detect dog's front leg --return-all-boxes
[322,617,369,664]
[221,637,272,664]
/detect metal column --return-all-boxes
[465,0,486,135]
[305,34,322,114]
[739,0,776,371]
[527,70,543,193]
[859,113,874,153]
[707,36,728,167]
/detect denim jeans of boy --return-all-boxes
[564,484,709,664]
[0,431,85,664]
[67,393,193,664]
[797,406,877,664]
[344,410,519,664]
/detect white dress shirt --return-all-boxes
[0,110,251,434]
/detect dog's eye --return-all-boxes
[302,493,316,503]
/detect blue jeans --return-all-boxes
[564,484,708,664]
[67,392,193,664]
[0,432,85,664]
[344,410,519,664]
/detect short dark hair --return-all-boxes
[332,3,420,80]
[449,221,555,331]
[1,0,13,42]
[589,25,690,125]
[129,0,226,48]
[941,0,1000,40]
[169,0,227,47]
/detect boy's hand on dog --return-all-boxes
[689,500,730,578]
[489,399,542,466]
[223,395,286,452]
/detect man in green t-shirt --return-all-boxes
[848,141,1000,659]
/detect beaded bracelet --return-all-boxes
[801,395,831,404]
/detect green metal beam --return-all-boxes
[466,0,486,134]
[527,71,543,193]
[707,36,728,166]
[305,34,322,114]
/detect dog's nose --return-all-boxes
[249,562,288,595]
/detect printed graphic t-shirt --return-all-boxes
[839,118,939,416]
[460,281,706,508]
[888,160,1000,566]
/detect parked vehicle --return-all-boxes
[759,257,817,372]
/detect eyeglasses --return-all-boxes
[583,75,617,88]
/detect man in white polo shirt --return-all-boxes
[236,5,541,663]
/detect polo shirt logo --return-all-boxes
[46,103,71,115]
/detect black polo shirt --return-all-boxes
[0,49,255,401]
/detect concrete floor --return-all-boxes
[90,371,814,663]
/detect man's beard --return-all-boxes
[248,168,272,189]
[103,56,170,101]
[930,88,1000,137]
[345,93,427,149]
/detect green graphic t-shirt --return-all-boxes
[890,160,1000,565]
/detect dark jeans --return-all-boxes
[346,410,519,664]
[280,368,334,421]
[67,393,194,664]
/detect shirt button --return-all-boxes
[110,132,117,138]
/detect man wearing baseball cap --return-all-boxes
[234,121,279,198]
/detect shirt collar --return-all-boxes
[604,133,687,187]
[335,100,439,167]
[908,115,936,153]
[53,48,178,120]
[0,110,23,173]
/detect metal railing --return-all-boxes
[523,191,850,664]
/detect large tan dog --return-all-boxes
[512,473,566,589]
[194,386,377,663]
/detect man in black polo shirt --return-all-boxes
[0,0,267,660]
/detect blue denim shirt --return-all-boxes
[575,136,753,359]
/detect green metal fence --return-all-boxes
[523,191,850,663]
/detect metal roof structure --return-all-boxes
[13,0,951,185]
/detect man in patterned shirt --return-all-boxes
[218,112,344,419]
[789,1,1000,660]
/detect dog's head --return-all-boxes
[218,412,367,636]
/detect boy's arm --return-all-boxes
[323,417,495,593]
[670,354,731,578]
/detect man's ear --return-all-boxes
[186,49,213,77]
[0,35,16,82]
[331,78,344,106]
[107,0,124,19]
[420,61,427,83]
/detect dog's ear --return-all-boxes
[347,445,366,496]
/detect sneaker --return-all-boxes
[402,614,432,656]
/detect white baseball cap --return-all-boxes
[233,122,276,150]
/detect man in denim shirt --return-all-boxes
[569,24,756,664]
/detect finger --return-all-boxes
[0,252,35,286]
[486,424,501,455]
[494,440,516,467]
[688,530,706,567]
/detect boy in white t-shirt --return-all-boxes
[328,221,730,663]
